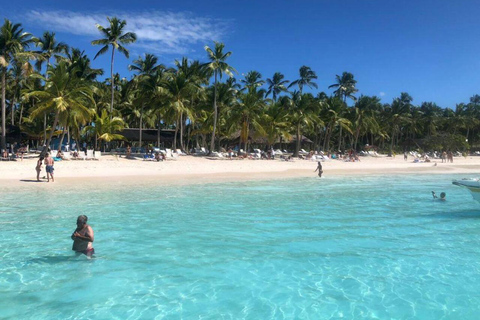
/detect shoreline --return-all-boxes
[1,155,480,188]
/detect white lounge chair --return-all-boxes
[94,151,101,160]
[86,149,95,160]
[176,149,187,156]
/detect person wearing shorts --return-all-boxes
[44,153,55,182]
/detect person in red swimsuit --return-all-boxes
[71,215,95,257]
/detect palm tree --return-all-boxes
[0,19,33,151]
[352,95,381,150]
[33,31,68,71]
[328,72,358,103]
[388,92,412,153]
[204,41,236,153]
[91,17,137,113]
[128,53,161,147]
[240,70,264,92]
[322,96,351,152]
[288,66,318,94]
[227,87,267,152]
[62,47,104,81]
[83,109,126,151]
[287,92,321,156]
[161,73,196,149]
[266,72,289,102]
[129,53,163,76]
[26,62,94,153]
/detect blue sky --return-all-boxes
[3,0,480,108]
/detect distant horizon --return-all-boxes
[3,0,480,108]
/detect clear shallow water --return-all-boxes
[1,174,480,319]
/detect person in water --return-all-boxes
[432,191,446,200]
[314,161,323,177]
[71,215,95,257]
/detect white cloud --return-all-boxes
[25,10,231,55]
[379,92,386,97]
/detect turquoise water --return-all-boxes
[1,174,480,319]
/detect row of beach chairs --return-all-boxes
[53,150,101,161]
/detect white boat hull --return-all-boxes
[452,178,480,202]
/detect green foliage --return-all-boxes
[422,134,469,151]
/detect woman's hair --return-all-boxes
[39,157,44,161]
[77,215,88,224]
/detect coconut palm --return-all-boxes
[204,41,236,153]
[62,47,104,81]
[386,92,412,152]
[240,70,264,92]
[352,95,381,150]
[160,73,196,149]
[0,19,34,151]
[328,72,358,103]
[322,96,351,152]
[129,53,163,76]
[129,54,162,147]
[91,17,137,113]
[227,87,267,152]
[288,66,318,94]
[26,62,94,153]
[286,91,322,156]
[266,72,289,102]
[33,31,68,71]
[83,109,126,151]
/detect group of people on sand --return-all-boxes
[441,151,454,163]
[35,153,55,182]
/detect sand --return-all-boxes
[1,153,479,187]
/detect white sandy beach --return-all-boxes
[1,154,480,187]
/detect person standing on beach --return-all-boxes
[36,156,44,181]
[44,153,55,182]
[314,161,323,177]
[71,215,95,257]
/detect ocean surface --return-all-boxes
[1,174,480,319]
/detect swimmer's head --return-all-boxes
[440,192,446,199]
[77,215,88,225]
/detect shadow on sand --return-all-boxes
[20,179,45,183]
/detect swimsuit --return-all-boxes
[46,165,54,173]
[79,248,95,257]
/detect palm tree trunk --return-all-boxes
[10,96,15,126]
[174,116,179,150]
[180,113,184,151]
[338,125,343,152]
[43,113,47,145]
[1,70,6,151]
[354,127,360,151]
[42,109,60,156]
[209,71,218,153]
[294,123,301,157]
[157,121,161,148]
[19,102,24,125]
[59,127,66,150]
[139,103,143,148]
[110,46,115,114]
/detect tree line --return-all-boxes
[0,17,478,156]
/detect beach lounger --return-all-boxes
[176,149,187,156]
[86,150,95,160]
[94,151,101,160]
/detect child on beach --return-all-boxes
[36,157,44,181]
